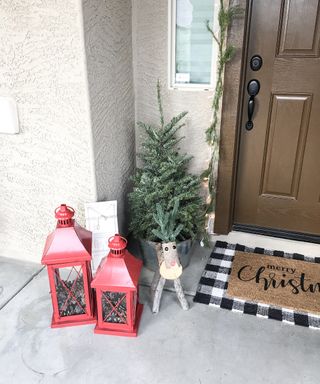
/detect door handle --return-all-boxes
[245,79,260,130]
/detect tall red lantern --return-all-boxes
[41,204,96,328]
[91,234,143,337]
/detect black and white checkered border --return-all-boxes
[194,241,320,329]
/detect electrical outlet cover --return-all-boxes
[0,96,19,134]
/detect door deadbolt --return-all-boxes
[250,55,263,71]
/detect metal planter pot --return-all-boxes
[139,238,193,271]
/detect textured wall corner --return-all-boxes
[0,0,97,263]
[132,0,212,176]
[82,0,135,234]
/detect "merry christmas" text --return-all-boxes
[237,264,320,295]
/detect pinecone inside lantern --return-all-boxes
[54,266,86,317]
[102,291,127,324]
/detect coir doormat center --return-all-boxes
[194,241,320,328]
[228,251,320,314]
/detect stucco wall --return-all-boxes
[0,0,97,263]
[132,0,212,175]
[82,0,135,233]
[1,0,210,263]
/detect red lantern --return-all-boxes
[41,204,96,328]
[91,234,143,337]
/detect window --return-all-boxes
[169,0,217,90]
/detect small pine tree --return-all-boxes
[129,81,205,242]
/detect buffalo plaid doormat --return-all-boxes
[194,241,320,329]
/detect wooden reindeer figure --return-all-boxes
[150,201,189,313]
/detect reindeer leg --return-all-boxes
[151,269,161,295]
[174,278,189,310]
[152,276,166,314]
[150,269,160,308]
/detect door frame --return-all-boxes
[214,0,250,234]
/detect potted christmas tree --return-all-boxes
[129,81,205,270]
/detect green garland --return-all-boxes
[202,0,243,215]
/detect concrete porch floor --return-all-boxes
[1,233,320,384]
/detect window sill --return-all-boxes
[169,84,213,92]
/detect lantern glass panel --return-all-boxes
[101,291,127,324]
[54,266,86,317]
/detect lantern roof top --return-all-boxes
[55,204,74,222]
[108,234,127,251]
[41,223,92,265]
[91,250,142,290]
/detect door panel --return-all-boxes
[278,0,320,56]
[234,0,320,236]
[261,94,311,198]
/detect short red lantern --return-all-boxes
[91,234,143,337]
[41,204,96,328]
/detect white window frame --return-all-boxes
[168,0,219,91]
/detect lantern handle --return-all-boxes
[54,205,75,215]
[108,234,128,245]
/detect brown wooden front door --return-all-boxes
[234,0,320,237]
